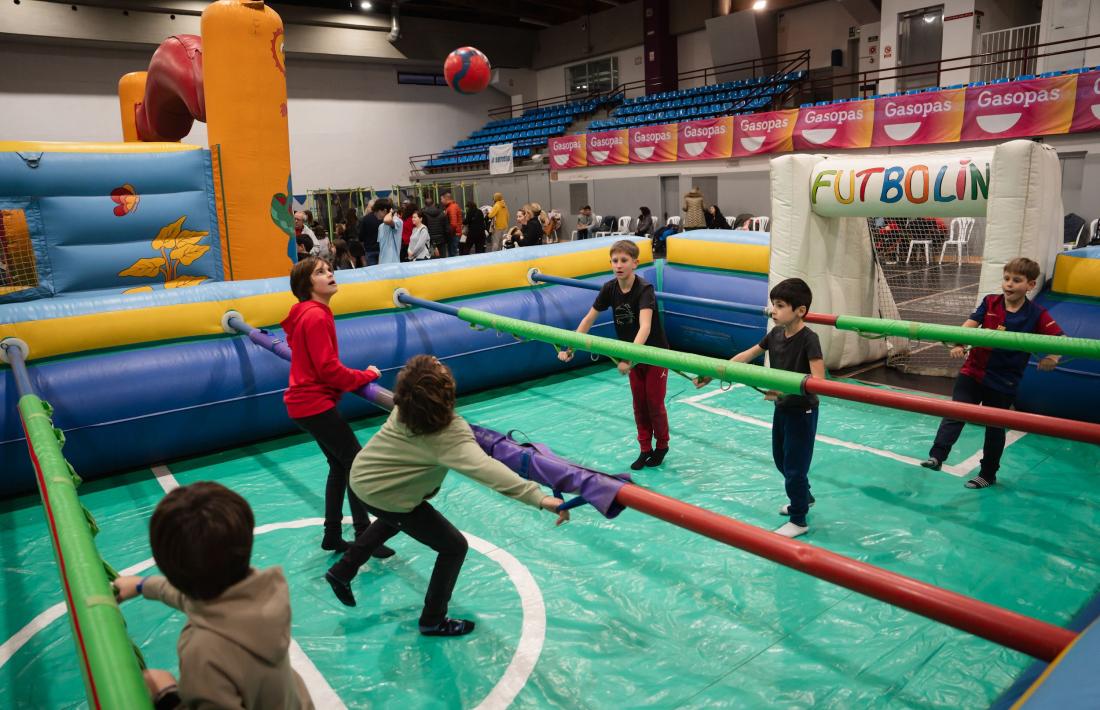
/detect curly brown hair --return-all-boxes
[394,355,456,435]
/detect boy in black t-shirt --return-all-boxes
[696,278,825,538]
[558,240,670,470]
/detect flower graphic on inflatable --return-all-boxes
[119,216,210,294]
[110,184,139,216]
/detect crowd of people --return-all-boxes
[291,186,761,270]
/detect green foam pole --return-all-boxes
[17,394,151,710]
[831,314,1100,360]
[455,306,806,394]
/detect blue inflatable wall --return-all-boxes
[0,149,222,302]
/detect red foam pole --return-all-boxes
[803,312,839,327]
[804,377,1100,445]
[615,483,1076,662]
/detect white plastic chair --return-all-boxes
[750,216,770,232]
[725,216,737,228]
[667,216,681,227]
[906,238,932,264]
[480,205,491,217]
[616,215,632,234]
[938,217,975,264]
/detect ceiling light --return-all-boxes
[360,1,372,9]
[752,0,766,9]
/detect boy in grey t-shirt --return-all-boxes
[695,278,825,538]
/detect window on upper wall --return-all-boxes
[566,57,619,96]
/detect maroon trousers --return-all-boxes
[629,364,669,452]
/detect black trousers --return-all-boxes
[332,501,468,627]
[293,407,370,536]
[929,374,1015,479]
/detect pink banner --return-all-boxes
[586,130,629,166]
[872,89,964,147]
[962,75,1075,141]
[677,117,733,160]
[793,99,874,150]
[1070,71,1100,133]
[628,123,678,163]
[548,135,586,169]
[731,110,797,157]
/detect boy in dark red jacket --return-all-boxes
[283,256,394,556]
[921,257,1063,489]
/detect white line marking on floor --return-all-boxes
[943,430,1027,477]
[681,384,744,404]
[289,640,347,710]
[681,390,1023,478]
[151,464,181,493]
[685,400,936,471]
[468,532,546,710]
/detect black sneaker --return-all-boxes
[419,618,476,636]
[321,534,350,553]
[920,457,942,471]
[324,570,356,607]
[645,448,668,467]
[630,452,649,470]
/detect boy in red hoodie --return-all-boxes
[282,256,393,556]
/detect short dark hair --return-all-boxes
[149,482,254,600]
[581,205,591,211]
[372,198,393,214]
[441,191,453,200]
[1004,257,1040,281]
[610,239,639,259]
[770,277,813,312]
[394,355,456,435]
[290,256,324,302]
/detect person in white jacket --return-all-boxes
[408,210,431,261]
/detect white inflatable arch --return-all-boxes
[768,140,1063,369]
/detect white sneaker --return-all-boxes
[775,522,808,538]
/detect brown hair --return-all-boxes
[394,355,456,435]
[290,256,323,302]
[610,239,639,259]
[149,482,254,600]
[1004,257,1040,281]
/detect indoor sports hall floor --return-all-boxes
[1,364,1097,709]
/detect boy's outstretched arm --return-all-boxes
[948,319,980,359]
[557,308,599,362]
[615,308,654,374]
[694,344,765,388]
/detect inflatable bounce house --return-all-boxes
[2,2,1100,708]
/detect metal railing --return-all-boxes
[978,23,1041,82]
[810,30,1100,98]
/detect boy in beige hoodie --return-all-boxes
[115,482,313,709]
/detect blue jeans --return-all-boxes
[446,235,460,258]
[929,374,1014,479]
[773,406,819,526]
[365,252,379,267]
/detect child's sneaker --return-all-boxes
[964,475,996,489]
[779,496,815,516]
[774,522,808,538]
[920,457,942,471]
[645,448,668,467]
[630,452,650,470]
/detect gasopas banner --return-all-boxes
[586,130,629,166]
[548,135,586,169]
[732,110,797,157]
[677,117,733,160]
[873,89,965,146]
[629,123,678,162]
[961,75,1075,141]
[809,152,994,218]
[793,99,875,150]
